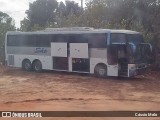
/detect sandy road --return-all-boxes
[0,66,160,120]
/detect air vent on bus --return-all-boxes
[8,55,14,66]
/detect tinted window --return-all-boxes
[127,34,143,45]
[69,34,87,43]
[20,35,36,46]
[7,35,33,46]
[51,34,107,48]
[111,33,126,44]
[7,35,50,47]
[36,35,50,47]
[7,35,18,46]
[87,33,107,48]
[51,34,69,43]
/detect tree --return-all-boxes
[0,11,15,62]
[55,1,82,27]
[65,1,82,16]
[25,0,58,29]
[0,12,15,47]
[57,1,82,17]
[20,18,31,32]
[56,2,66,17]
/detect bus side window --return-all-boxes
[86,33,107,48]
[7,35,18,46]
[51,34,68,43]
[69,34,87,43]
[36,35,50,47]
[88,33,107,48]
[111,33,126,44]
[26,35,36,47]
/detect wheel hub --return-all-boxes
[99,68,106,76]
[25,63,30,70]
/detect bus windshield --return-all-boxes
[127,34,144,45]
[127,34,151,63]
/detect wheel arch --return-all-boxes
[94,63,107,72]
[90,58,108,74]
[94,63,108,77]
[32,59,41,65]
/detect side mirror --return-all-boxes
[140,43,153,63]
[127,42,136,55]
[148,43,152,52]
[140,43,152,55]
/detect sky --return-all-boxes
[0,0,83,28]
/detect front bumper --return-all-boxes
[128,63,147,77]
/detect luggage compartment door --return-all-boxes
[51,42,67,57]
[70,43,89,58]
[70,43,89,72]
[51,42,68,70]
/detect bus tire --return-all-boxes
[94,64,107,78]
[32,60,42,72]
[22,59,32,71]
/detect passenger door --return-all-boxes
[107,45,118,76]
[140,43,152,63]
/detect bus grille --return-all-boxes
[8,55,14,66]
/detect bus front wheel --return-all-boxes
[94,64,107,78]
[22,59,32,71]
[32,60,42,72]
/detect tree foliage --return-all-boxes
[21,0,58,31]
[0,11,15,62]
[21,0,82,31]
[57,1,82,17]
[27,0,58,26]
[0,12,15,47]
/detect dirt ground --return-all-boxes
[0,66,160,120]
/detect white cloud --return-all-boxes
[0,0,35,28]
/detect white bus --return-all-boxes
[5,27,152,77]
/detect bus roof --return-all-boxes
[7,28,140,35]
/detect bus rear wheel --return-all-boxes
[32,60,42,72]
[22,59,32,71]
[94,64,107,78]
